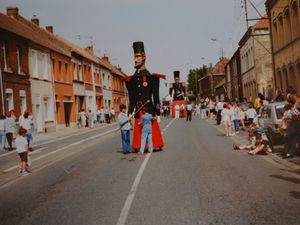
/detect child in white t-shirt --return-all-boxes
[221,104,233,137]
[16,127,30,176]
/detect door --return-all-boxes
[36,105,43,133]
[64,103,71,127]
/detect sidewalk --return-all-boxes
[205,117,300,172]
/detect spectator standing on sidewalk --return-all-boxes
[0,115,5,151]
[118,104,132,154]
[174,104,180,119]
[88,110,94,128]
[221,104,233,137]
[80,109,86,128]
[246,104,257,126]
[233,102,241,134]
[110,108,116,122]
[275,89,284,102]
[283,98,300,159]
[19,112,33,151]
[16,127,30,176]
[240,108,246,131]
[105,107,110,123]
[186,102,193,121]
[215,100,224,125]
[99,107,105,123]
[5,112,15,151]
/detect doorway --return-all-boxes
[64,103,72,127]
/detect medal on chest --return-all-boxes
[142,76,148,87]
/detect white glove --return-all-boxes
[156,116,161,123]
[128,114,133,120]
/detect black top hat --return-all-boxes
[133,41,145,54]
[173,71,180,79]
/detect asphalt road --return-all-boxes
[1,116,300,225]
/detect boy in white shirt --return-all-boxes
[221,104,233,137]
[16,127,30,176]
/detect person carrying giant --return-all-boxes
[124,41,165,151]
[169,71,187,118]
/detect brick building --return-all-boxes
[0,8,33,118]
[266,0,300,95]
[198,57,228,99]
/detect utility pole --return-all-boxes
[0,68,4,115]
[243,0,249,29]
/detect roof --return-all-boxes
[99,57,127,78]
[0,12,70,57]
[255,17,269,29]
[54,35,103,65]
[211,57,228,75]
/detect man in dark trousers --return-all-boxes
[186,102,193,121]
[124,41,165,151]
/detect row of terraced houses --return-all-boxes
[0,7,128,133]
[199,0,300,103]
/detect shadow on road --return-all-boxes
[289,191,300,200]
[270,174,300,184]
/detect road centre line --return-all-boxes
[3,128,118,173]
[116,118,175,225]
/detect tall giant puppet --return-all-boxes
[169,71,186,118]
[125,41,165,150]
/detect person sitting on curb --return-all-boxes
[233,129,257,151]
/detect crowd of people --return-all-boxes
[77,107,116,128]
[0,110,34,176]
[198,88,300,158]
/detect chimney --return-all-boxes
[45,26,53,33]
[117,67,122,72]
[7,7,19,18]
[102,55,109,63]
[31,16,39,26]
[84,46,93,55]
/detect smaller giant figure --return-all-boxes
[169,71,186,118]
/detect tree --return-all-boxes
[187,65,208,95]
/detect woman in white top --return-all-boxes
[19,112,33,150]
[0,114,5,151]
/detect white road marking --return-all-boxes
[3,128,118,173]
[0,146,48,158]
[116,119,175,225]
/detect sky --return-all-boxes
[0,0,266,97]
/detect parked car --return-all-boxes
[260,102,286,147]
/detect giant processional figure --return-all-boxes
[124,41,165,151]
[169,71,187,118]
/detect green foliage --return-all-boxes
[187,65,208,95]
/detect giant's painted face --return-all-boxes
[134,53,145,69]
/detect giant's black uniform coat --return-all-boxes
[125,69,161,119]
[169,82,186,101]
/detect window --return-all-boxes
[16,47,21,73]
[42,53,48,80]
[78,64,83,81]
[58,61,62,81]
[65,63,68,82]
[44,97,54,121]
[2,43,7,70]
[31,50,38,78]
[73,63,78,80]
[5,89,13,111]
[20,90,26,114]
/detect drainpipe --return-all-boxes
[0,68,4,115]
